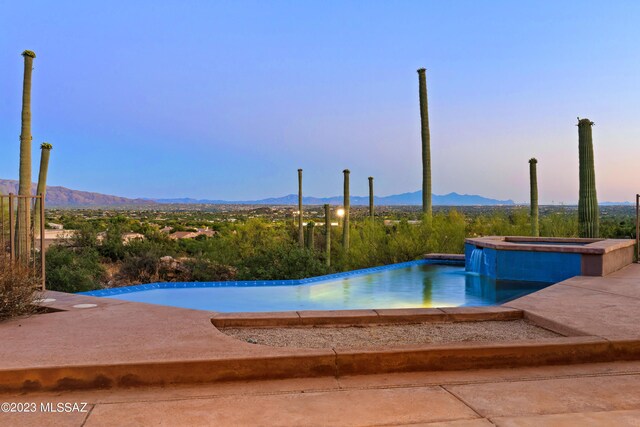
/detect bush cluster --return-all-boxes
[0,259,41,321]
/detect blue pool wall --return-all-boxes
[80,258,465,297]
[464,243,582,283]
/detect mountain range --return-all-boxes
[153,192,516,206]
[1,178,631,207]
[0,179,516,207]
[0,179,153,207]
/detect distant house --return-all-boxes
[41,229,76,250]
[47,222,64,230]
[159,226,173,233]
[383,220,422,226]
[196,228,218,237]
[122,232,145,244]
[44,230,75,240]
[96,231,145,244]
[169,229,218,240]
[168,231,199,240]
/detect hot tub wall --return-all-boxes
[582,245,635,276]
[465,243,582,283]
[465,238,635,282]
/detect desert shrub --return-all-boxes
[71,223,100,249]
[119,253,160,283]
[0,260,40,321]
[468,208,531,237]
[46,245,105,293]
[98,222,127,261]
[183,258,237,282]
[539,210,578,237]
[237,244,328,280]
[118,239,180,283]
[429,210,467,253]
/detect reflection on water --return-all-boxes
[110,264,553,313]
[422,274,433,305]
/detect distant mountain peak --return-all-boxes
[0,179,155,207]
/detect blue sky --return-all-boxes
[2,0,639,203]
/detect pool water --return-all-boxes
[83,262,552,312]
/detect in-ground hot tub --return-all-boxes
[465,236,635,283]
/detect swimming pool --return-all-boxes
[81,260,552,312]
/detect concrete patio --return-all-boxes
[0,264,639,425]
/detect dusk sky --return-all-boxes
[2,1,639,204]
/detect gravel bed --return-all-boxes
[221,320,562,349]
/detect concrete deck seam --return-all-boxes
[519,310,594,336]
[79,403,95,427]
[560,282,640,301]
[440,384,489,420]
[91,387,350,406]
[485,408,636,425]
[365,416,486,427]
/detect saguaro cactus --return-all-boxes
[368,176,374,219]
[34,143,52,238]
[324,204,331,266]
[529,158,539,237]
[305,221,315,250]
[342,169,350,250]
[577,118,599,237]
[16,50,36,259]
[417,68,432,224]
[297,168,303,247]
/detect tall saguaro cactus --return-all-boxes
[16,50,36,259]
[577,118,599,237]
[34,143,52,238]
[417,68,432,225]
[368,176,374,219]
[297,168,304,247]
[342,169,350,250]
[306,221,315,250]
[324,204,331,266]
[529,158,539,237]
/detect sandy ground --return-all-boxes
[221,320,561,349]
